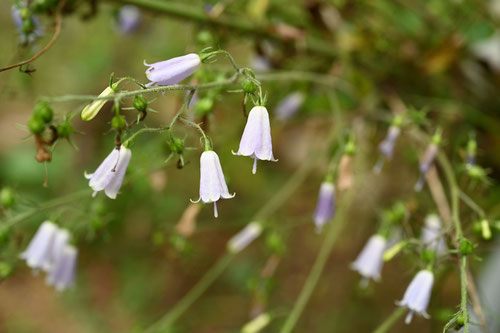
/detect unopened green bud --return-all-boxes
[133,95,148,112]
[344,140,356,155]
[421,249,436,264]
[111,114,127,131]
[241,313,271,333]
[456,314,466,326]
[466,165,487,180]
[0,188,16,208]
[57,121,73,138]
[383,241,406,261]
[243,80,258,94]
[0,262,13,279]
[81,87,114,121]
[169,138,184,154]
[34,102,53,123]
[196,30,214,45]
[28,116,45,134]
[459,238,474,256]
[195,97,214,116]
[481,219,492,240]
[22,19,35,34]
[266,232,285,254]
[19,8,31,20]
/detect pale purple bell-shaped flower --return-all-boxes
[313,182,336,233]
[85,146,132,199]
[117,5,141,35]
[421,214,447,256]
[144,53,201,87]
[374,125,401,174]
[351,235,387,286]
[397,270,434,324]
[233,106,277,174]
[227,222,263,253]
[275,92,305,121]
[46,245,77,291]
[192,150,235,218]
[20,221,58,271]
[250,55,272,72]
[11,6,44,45]
[414,143,438,192]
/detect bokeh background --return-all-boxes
[1,0,500,332]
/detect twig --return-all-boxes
[0,0,66,73]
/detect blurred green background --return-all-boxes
[1,0,500,332]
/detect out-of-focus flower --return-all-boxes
[351,235,387,286]
[85,146,132,199]
[313,181,336,233]
[250,55,272,72]
[46,245,77,291]
[81,86,115,121]
[337,154,353,191]
[233,106,277,174]
[144,53,201,87]
[175,203,201,237]
[116,5,141,35]
[397,270,434,324]
[421,214,447,256]
[192,150,235,217]
[20,221,58,271]
[275,92,304,121]
[414,133,440,192]
[11,6,44,45]
[227,222,262,253]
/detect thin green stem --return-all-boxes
[458,190,486,218]
[279,189,354,333]
[4,190,89,227]
[437,153,469,332]
[178,118,209,150]
[122,127,169,147]
[372,307,406,333]
[145,254,235,332]
[42,74,240,104]
[168,90,195,135]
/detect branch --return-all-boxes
[0,0,66,73]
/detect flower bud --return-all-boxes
[242,79,258,94]
[133,95,148,112]
[481,219,492,240]
[28,116,45,134]
[0,187,16,208]
[266,231,285,254]
[195,97,214,116]
[459,238,474,256]
[57,121,73,138]
[22,18,35,34]
[19,8,30,20]
[421,249,436,264]
[81,86,114,121]
[383,241,406,261]
[196,30,214,46]
[169,137,184,154]
[111,114,127,131]
[34,102,53,123]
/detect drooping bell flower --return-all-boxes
[351,235,387,286]
[85,145,132,199]
[313,181,336,233]
[144,53,201,87]
[421,214,447,256]
[275,92,304,121]
[227,222,263,253]
[20,221,58,271]
[374,126,401,174]
[116,5,141,35]
[192,150,235,217]
[81,86,115,121]
[233,106,277,174]
[397,270,434,324]
[46,245,77,291]
[414,132,441,192]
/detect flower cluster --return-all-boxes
[20,221,77,291]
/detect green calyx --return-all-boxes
[33,102,53,123]
[133,95,148,112]
[111,115,127,131]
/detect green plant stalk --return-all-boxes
[279,189,354,333]
[437,153,469,332]
[372,307,406,333]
